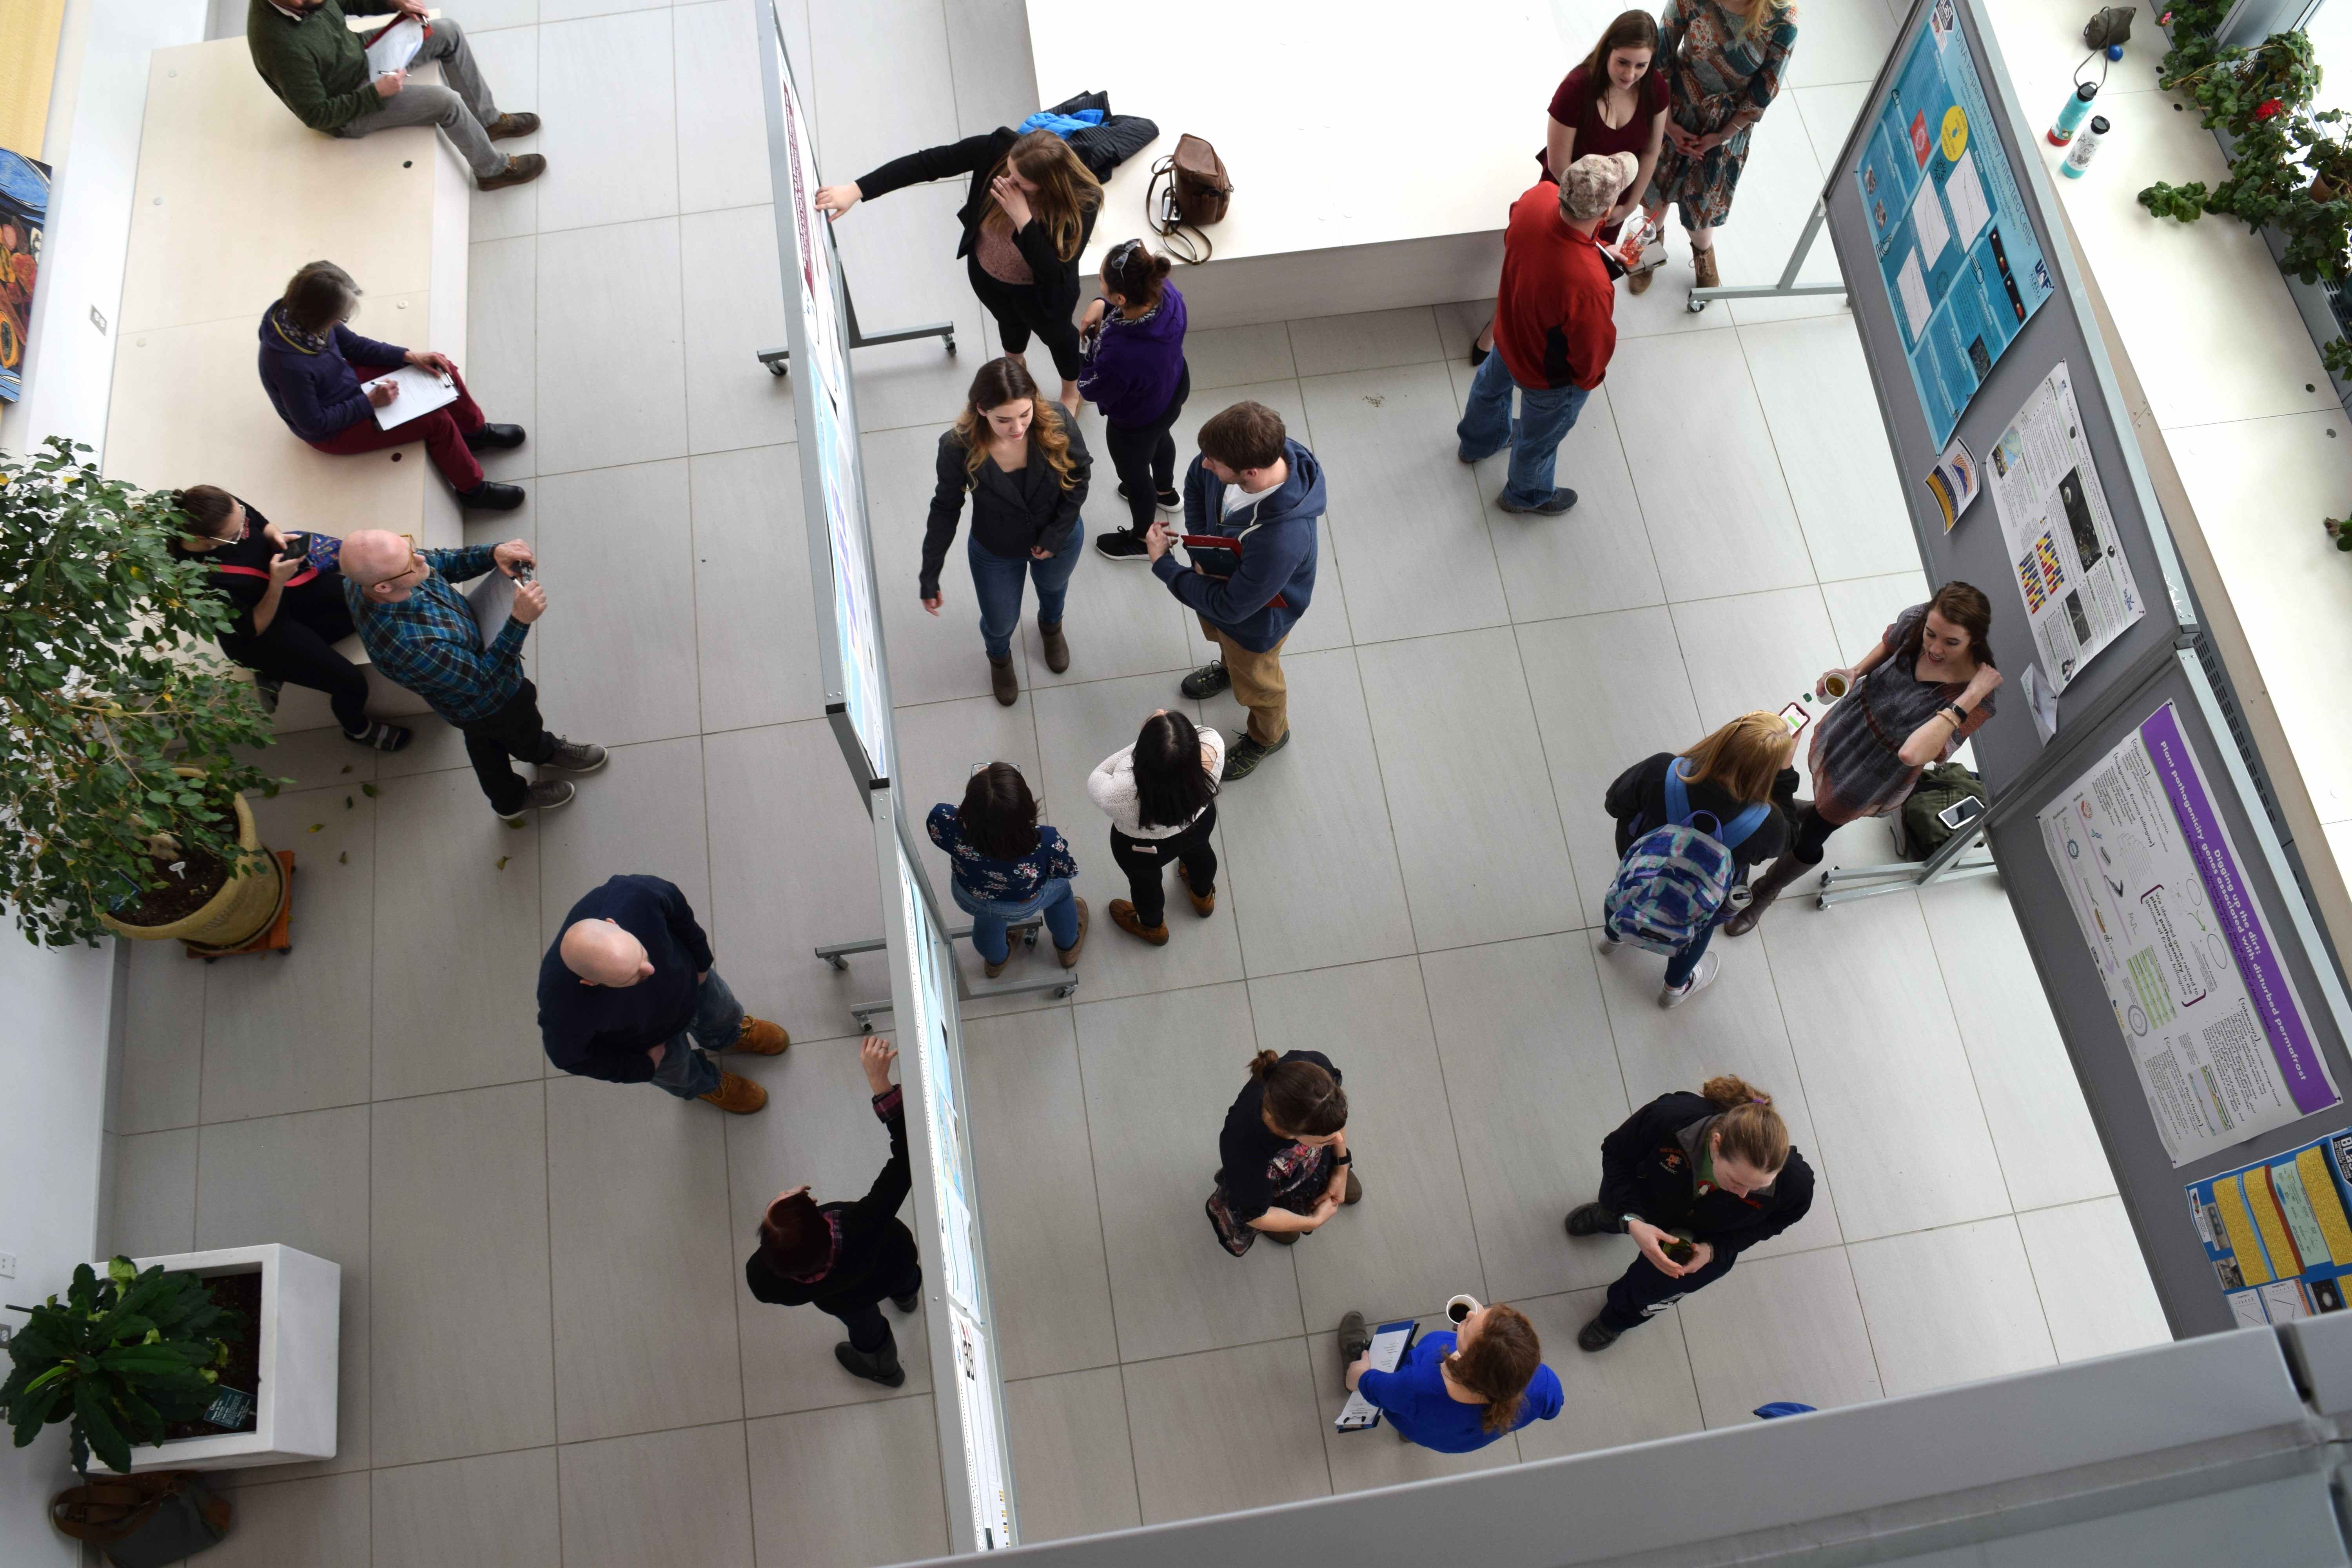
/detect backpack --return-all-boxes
[1602,761,1768,955]
[1900,761,1987,856]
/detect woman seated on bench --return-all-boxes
[256,259,526,512]
[170,485,410,752]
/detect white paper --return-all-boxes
[1908,171,1952,267]
[1945,147,1993,249]
[1895,249,1934,339]
[363,17,425,78]
[347,6,438,25]
[2020,663,2058,744]
[2228,1289,2271,1328]
[1923,434,1980,532]
[1334,1322,1415,1430]
[464,568,514,648]
[361,363,458,431]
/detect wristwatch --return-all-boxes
[1943,703,1969,724]
[1332,1151,1352,1165]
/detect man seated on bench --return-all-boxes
[247,0,545,192]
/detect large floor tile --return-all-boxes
[1820,569,1931,668]
[1298,363,1508,643]
[1119,1338,1331,1524]
[372,1083,556,1466]
[466,234,537,483]
[548,1075,744,1442]
[1357,629,1583,949]
[201,784,374,1123]
[117,935,205,1134]
[534,459,703,744]
[863,421,1034,709]
[536,735,711,947]
[1514,1287,1705,1460]
[1184,322,1296,390]
[374,1446,561,1568]
[1422,936,1636,1300]
[675,0,773,211]
[559,1421,756,1568]
[1850,1216,2056,1397]
[1310,1317,1520,1493]
[961,1009,1121,1381]
[681,204,799,455]
[746,1398,949,1568]
[1671,585,1844,732]
[1249,960,1485,1329]
[466,25,540,243]
[535,10,680,232]
[828,189,992,435]
[1793,82,1874,178]
[2017,1196,2171,1364]
[1740,314,1918,581]
[1015,546,1198,693]
[943,0,1036,137]
[1074,985,1307,1361]
[1786,0,1901,87]
[1004,1367,1140,1544]
[806,0,956,176]
[112,1128,198,1260]
[371,766,545,1100]
[1678,1245,1883,1426]
[691,444,828,733]
[194,1472,369,1568]
[535,218,689,474]
[1286,306,1443,377]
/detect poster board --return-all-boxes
[2187,1129,2352,1328]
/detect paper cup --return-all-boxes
[1444,1293,1482,1325]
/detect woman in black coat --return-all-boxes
[745,1036,924,1387]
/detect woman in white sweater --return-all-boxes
[1089,709,1224,944]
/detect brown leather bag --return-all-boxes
[1148,134,1232,263]
[52,1472,232,1567]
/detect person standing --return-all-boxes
[1087,708,1222,945]
[1208,1049,1358,1254]
[338,529,605,820]
[1455,153,1632,517]
[927,763,1089,976]
[1563,1074,1814,1350]
[1145,402,1325,781]
[814,129,1102,409]
[539,874,788,1115]
[922,357,1093,707]
[1338,1303,1562,1452]
[746,1036,926,1387]
[1726,583,2000,935]
[1078,239,1190,560]
[1632,0,1801,292]
[246,1,545,192]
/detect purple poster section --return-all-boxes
[2140,705,2335,1112]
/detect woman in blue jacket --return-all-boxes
[1077,239,1189,561]
[1339,1302,1563,1452]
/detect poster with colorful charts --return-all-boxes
[2187,1129,2352,1326]
[1854,0,2056,445]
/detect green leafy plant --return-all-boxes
[1,1258,247,1476]
[1,436,277,946]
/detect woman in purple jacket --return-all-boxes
[1077,239,1189,561]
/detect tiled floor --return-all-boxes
[113,0,2167,1562]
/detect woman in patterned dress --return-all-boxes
[1632,0,1800,292]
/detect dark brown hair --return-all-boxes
[280,260,360,334]
[1249,1049,1347,1138]
[1100,238,1173,309]
[952,356,1079,491]
[757,1191,827,1276]
[1700,1074,1790,1173]
[960,762,1042,862]
[1450,1304,1544,1434]
[1131,710,1218,831]
[1920,581,1996,668]
[982,130,1103,262]
[1575,10,1663,117]
[1198,401,1287,472]
[171,484,238,538]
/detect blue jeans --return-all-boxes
[648,968,745,1100]
[951,877,1080,965]
[1455,350,1591,510]
[1664,919,1717,990]
[969,534,1082,661]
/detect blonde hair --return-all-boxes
[1700,1074,1790,1172]
[982,130,1102,263]
[1720,0,1798,45]
[1679,713,1795,805]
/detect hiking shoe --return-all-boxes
[1109,899,1168,946]
[1338,1310,1374,1382]
[1577,1316,1622,1353]
[543,738,607,774]
[1039,620,1070,675]
[464,422,527,452]
[1221,729,1289,780]
[731,1016,790,1055]
[989,655,1018,707]
[1659,951,1721,1009]
[834,1339,906,1388]
[1564,1203,1613,1238]
[1497,487,1578,516]
[1056,897,1090,968]
[477,152,546,191]
[1096,529,1150,561]
[1180,659,1230,699]
[1183,873,1215,918]
[698,1070,768,1114]
[455,479,526,511]
[497,779,574,822]
[487,111,541,141]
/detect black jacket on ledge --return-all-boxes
[920,415,1092,597]
[744,1087,919,1319]
[1596,1091,1814,1259]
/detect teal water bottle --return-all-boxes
[2048,82,2096,146]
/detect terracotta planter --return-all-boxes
[98,775,284,947]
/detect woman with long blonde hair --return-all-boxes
[1630,0,1800,293]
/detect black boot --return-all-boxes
[455,479,526,511]
[835,1338,906,1388]
[1723,855,1807,938]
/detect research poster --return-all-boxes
[1855,0,2055,445]
[2039,703,2338,1166]
[2187,1129,2352,1325]
[1986,361,2142,692]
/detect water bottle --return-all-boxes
[2048,82,2097,146]
[2061,116,2109,178]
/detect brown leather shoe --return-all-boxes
[698,1070,767,1114]
[487,111,540,141]
[988,655,1017,707]
[983,951,1010,979]
[477,153,546,192]
[1626,266,1657,296]
[1343,1169,1363,1205]
[1692,247,1720,289]
[732,1016,790,1055]
[1109,898,1168,946]
[1039,621,1070,674]
[1183,874,1215,918]
[1057,897,1090,968]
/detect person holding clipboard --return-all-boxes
[1337,1302,1561,1452]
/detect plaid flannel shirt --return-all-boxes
[345,545,530,724]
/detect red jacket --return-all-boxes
[1493,181,1617,392]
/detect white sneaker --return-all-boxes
[1658,951,1720,1009]
[1598,934,1626,958]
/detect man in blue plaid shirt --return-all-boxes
[341,529,605,819]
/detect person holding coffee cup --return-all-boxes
[1562,1074,1813,1351]
[1337,1301,1562,1452]
[1206,1049,1358,1254]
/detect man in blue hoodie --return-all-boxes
[1145,401,1325,780]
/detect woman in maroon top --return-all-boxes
[1474,10,1671,361]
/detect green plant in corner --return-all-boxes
[0,1258,247,1476]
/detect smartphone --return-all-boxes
[1938,795,1986,831]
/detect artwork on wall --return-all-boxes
[0,147,51,404]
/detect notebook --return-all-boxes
[361,364,459,430]
[1333,1319,1418,1432]
[465,568,515,649]
[363,17,428,78]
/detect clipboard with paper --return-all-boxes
[361,16,430,79]
[361,364,459,430]
[1333,1318,1417,1432]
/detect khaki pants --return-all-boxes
[1200,616,1288,745]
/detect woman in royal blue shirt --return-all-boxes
[1340,1303,1563,1453]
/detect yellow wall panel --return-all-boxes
[0,0,68,160]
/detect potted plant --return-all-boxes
[0,436,280,948]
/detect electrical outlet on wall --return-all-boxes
[0,1252,16,1279]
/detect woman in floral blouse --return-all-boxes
[1632,0,1799,292]
[928,763,1089,976]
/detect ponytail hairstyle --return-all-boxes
[1248,1049,1347,1138]
[1679,712,1796,805]
[1449,1304,1544,1434]
[951,356,1080,491]
[1921,580,1997,669]
[1131,710,1218,831]
[1575,10,1662,114]
[984,129,1103,263]
[170,485,238,544]
[958,762,1043,863]
[1700,1074,1791,1173]
[1099,237,1173,310]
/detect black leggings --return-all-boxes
[221,610,369,736]
[828,1259,924,1353]
[967,256,1083,381]
[1786,804,1839,866]
[1109,806,1217,929]
[1103,361,1191,532]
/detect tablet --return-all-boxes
[1333,1318,1419,1431]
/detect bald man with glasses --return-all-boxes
[341,529,604,820]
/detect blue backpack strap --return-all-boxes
[1715,800,1769,850]
[1662,759,1693,827]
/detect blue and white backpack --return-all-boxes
[1602,761,1768,954]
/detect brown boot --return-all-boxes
[731,1016,790,1055]
[487,111,541,141]
[1057,897,1090,968]
[982,949,1010,980]
[477,153,546,191]
[698,1071,767,1114]
[1723,855,1805,938]
[1039,621,1070,675]
[1691,246,1720,290]
[1183,873,1215,918]
[989,655,1018,707]
[1627,266,1657,296]
[1109,898,1169,946]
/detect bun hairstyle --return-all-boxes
[280,260,360,334]
[757,1190,827,1276]
[171,485,237,538]
[1450,1304,1543,1434]
[960,762,1043,862]
[1249,1049,1347,1138]
[953,355,1080,491]
[1131,709,1218,831]
[987,129,1103,263]
[1680,712,1797,806]
[1100,238,1173,309]
[1923,581,1996,669]
[1575,9,1662,113]
[1701,1074,1790,1173]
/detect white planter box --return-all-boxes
[107,1243,340,1472]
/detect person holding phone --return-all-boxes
[1208,1049,1358,1254]
[1338,1302,1561,1452]
[1078,238,1190,560]
[1087,708,1222,946]
[927,762,1088,976]
[1725,583,2000,936]
[1562,1074,1814,1351]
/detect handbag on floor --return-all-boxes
[1148,134,1232,265]
[52,1472,232,1568]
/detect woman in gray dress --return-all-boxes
[1632,0,1800,292]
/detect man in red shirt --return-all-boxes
[1455,152,1633,515]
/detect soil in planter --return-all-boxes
[161,1269,261,1440]
[112,848,231,928]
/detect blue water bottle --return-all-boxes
[2049,82,2097,145]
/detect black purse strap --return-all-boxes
[1147,158,1213,265]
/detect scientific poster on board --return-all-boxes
[2038,702,2338,1166]
[1987,361,2142,693]
[2187,1128,2352,1327]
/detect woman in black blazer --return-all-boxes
[817,128,1103,410]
